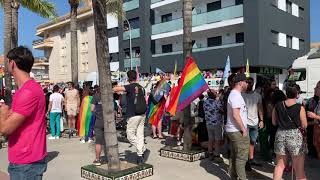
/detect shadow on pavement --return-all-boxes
[46,151,59,163]
[200,159,230,180]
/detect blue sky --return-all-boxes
[0,0,319,57]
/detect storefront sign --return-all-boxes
[258,67,282,75]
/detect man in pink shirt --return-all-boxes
[0,46,47,180]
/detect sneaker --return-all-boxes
[55,136,60,140]
[93,159,102,166]
[213,156,224,163]
[249,159,261,167]
[80,139,86,144]
[48,136,55,140]
[88,139,94,143]
[177,141,182,146]
[137,156,144,165]
[143,149,151,160]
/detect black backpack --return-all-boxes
[133,83,147,115]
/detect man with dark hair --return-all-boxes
[64,81,80,129]
[0,46,47,179]
[47,85,64,140]
[113,70,148,164]
[225,73,249,180]
[242,77,264,170]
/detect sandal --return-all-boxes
[152,136,158,139]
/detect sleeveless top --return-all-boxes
[275,102,301,130]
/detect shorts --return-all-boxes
[66,105,77,116]
[248,125,259,145]
[274,129,308,156]
[94,127,105,145]
[207,124,223,141]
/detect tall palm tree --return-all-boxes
[92,0,123,171]
[69,0,80,85]
[1,0,56,106]
[3,0,12,106]
[182,0,193,151]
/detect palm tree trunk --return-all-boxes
[3,0,13,106]
[92,0,120,171]
[69,1,79,85]
[182,0,193,151]
[11,0,19,48]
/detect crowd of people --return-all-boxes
[1,46,320,180]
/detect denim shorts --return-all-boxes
[8,158,47,180]
[248,125,259,145]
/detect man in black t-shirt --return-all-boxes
[91,86,105,166]
[113,70,147,164]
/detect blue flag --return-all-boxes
[223,56,231,87]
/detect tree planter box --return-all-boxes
[81,162,153,180]
[160,146,207,162]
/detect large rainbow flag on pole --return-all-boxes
[167,57,209,116]
[77,96,94,137]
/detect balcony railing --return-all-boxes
[124,57,141,68]
[123,0,139,11]
[32,38,54,49]
[152,5,243,35]
[152,43,244,57]
[123,28,141,40]
[151,0,163,4]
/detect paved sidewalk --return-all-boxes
[1,135,319,180]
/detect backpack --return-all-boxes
[133,83,147,115]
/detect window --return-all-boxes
[161,13,172,23]
[286,0,292,14]
[207,1,221,12]
[133,47,141,58]
[81,42,89,52]
[271,30,279,45]
[299,7,304,18]
[80,23,87,33]
[124,17,140,30]
[162,44,173,53]
[299,39,305,50]
[151,40,155,54]
[60,29,66,39]
[124,48,130,58]
[207,36,222,47]
[287,35,292,48]
[235,0,243,5]
[236,32,244,43]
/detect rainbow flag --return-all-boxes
[77,96,94,137]
[146,97,166,126]
[168,57,209,115]
[245,58,250,78]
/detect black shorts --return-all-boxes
[94,127,105,145]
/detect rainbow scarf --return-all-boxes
[146,96,166,126]
[168,57,209,115]
[77,96,93,137]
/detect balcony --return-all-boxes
[151,0,180,9]
[32,38,54,50]
[152,43,244,57]
[152,5,243,37]
[123,0,139,12]
[124,57,141,68]
[123,28,140,40]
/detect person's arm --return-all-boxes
[258,102,264,128]
[232,108,247,136]
[91,104,95,112]
[47,101,53,115]
[300,106,308,129]
[64,93,68,110]
[76,90,80,109]
[272,108,278,126]
[0,105,26,135]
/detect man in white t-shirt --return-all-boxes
[242,77,264,170]
[225,73,249,180]
[47,85,64,139]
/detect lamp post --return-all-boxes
[124,17,133,70]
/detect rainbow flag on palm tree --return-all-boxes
[167,57,209,115]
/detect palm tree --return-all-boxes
[69,0,80,85]
[1,0,56,106]
[92,0,123,171]
[182,0,193,151]
[3,0,12,106]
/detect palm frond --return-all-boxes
[0,0,3,7]
[106,0,124,19]
[21,0,57,19]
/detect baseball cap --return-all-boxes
[233,73,247,83]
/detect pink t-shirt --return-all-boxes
[8,79,47,164]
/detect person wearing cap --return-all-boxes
[225,73,249,180]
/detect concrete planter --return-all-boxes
[160,146,207,162]
[81,162,153,180]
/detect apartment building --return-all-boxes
[34,0,310,82]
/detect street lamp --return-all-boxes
[124,17,133,70]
